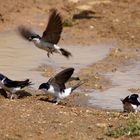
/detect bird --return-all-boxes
[120,94,140,113]
[0,73,32,99]
[38,68,83,104]
[18,9,72,58]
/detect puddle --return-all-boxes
[88,61,140,111]
[45,44,114,72]
[0,30,114,89]
[0,30,48,88]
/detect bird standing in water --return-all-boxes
[18,9,71,58]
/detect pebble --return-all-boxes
[90,25,94,29]
[68,0,79,3]
[95,123,107,128]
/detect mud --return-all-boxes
[0,0,140,140]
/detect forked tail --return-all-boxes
[60,48,72,58]
[71,81,84,92]
[19,79,32,88]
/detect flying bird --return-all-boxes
[39,68,83,104]
[18,9,72,58]
[121,94,140,113]
[0,73,32,99]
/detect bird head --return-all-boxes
[129,94,139,99]
[29,35,41,41]
[38,83,50,90]
[129,94,140,106]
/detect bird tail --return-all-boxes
[71,81,84,92]
[68,77,80,82]
[59,48,72,58]
[19,79,32,88]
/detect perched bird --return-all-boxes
[39,68,83,104]
[0,73,32,99]
[121,94,140,113]
[18,9,71,58]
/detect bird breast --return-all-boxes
[58,88,72,99]
[33,39,54,52]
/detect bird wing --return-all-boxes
[122,95,140,105]
[42,9,63,44]
[129,97,140,105]
[18,26,37,40]
[121,96,129,104]
[4,78,31,88]
[48,68,74,90]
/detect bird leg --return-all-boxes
[55,98,61,105]
[10,93,14,100]
[0,88,8,98]
[52,97,60,105]
[47,52,50,57]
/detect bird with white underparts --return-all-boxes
[0,73,32,99]
[121,94,140,113]
[18,9,72,58]
[38,68,83,104]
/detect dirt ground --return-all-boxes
[0,0,140,139]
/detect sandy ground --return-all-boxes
[0,0,140,139]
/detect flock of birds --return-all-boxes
[0,9,140,112]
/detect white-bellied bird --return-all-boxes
[121,94,140,113]
[39,68,83,104]
[18,9,71,58]
[0,73,32,99]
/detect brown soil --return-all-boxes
[0,0,140,139]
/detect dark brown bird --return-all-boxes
[18,9,71,58]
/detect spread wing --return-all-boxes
[48,68,74,90]
[18,26,36,40]
[42,9,63,44]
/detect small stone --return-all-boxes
[114,48,121,53]
[131,35,135,39]
[114,18,119,22]
[90,25,94,29]
[94,84,98,88]
[68,0,79,3]
[96,123,107,128]
[76,5,92,10]
[125,56,128,59]
[39,22,45,27]
[86,110,91,113]
[85,93,88,96]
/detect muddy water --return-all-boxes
[45,43,114,72]
[89,61,140,111]
[1,30,139,112]
[0,30,114,89]
[0,30,47,88]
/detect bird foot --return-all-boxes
[51,98,60,105]
[9,94,16,100]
